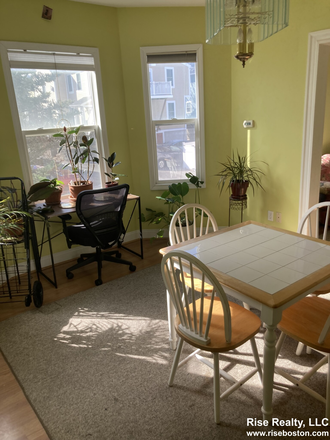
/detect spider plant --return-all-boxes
[216,152,267,195]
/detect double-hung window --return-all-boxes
[140,45,205,190]
[0,42,108,195]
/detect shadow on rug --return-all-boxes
[0,265,328,440]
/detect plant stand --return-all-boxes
[228,195,247,226]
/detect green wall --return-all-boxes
[1,0,330,255]
[117,7,232,226]
[0,0,131,253]
[231,0,330,231]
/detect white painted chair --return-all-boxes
[275,296,330,418]
[169,203,218,246]
[161,250,262,424]
[169,203,218,295]
[296,201,330,355]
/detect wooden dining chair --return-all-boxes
[296,201,330,355]
[161,250,262,424]
[275,296,330,418]
[169,203,218,294]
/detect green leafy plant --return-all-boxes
[27,179,63,203]
[0,198,31,243]
[53,126,99,185]
[215,151,267,195]
[186,172,204,204]
[104,152,126,183]
[141,182,190,240]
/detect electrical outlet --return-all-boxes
[268,211,274,222]
[276,212,282,223]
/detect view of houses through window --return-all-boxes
[141,45,204,188]
[149,60,197,181]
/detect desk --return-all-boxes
[160,221,330,420]
[33,193,143,288]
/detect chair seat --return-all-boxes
[181,271,214,293]
[68,223,119,248]
[278,296,330,353]
[175,297,261,352]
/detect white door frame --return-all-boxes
[299,30,330,221]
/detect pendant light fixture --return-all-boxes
[206,0,290,68]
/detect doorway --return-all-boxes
[300,30,330,221]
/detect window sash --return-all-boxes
[150,118,199,185]
[0,42,109,189]
[22,125,102,194]
[140,44,205,190]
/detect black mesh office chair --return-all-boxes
[63,184,136,286]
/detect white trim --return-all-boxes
[0,41,108,188]
[140,44,205,191]
[300,30,330,223]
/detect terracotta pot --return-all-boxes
[230,181,249,200]
[105,181,118,188]
[69,181,93,201]
[45,188,62,206]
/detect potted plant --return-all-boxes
[215,152,267,199]
[142,181,190,240]
[103,152,126,187]
[53,126,99,200]
[39,179,63,206]
[0,198,31,242]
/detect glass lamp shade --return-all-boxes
[206,0,290,45]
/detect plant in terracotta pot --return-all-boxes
[215,152,267,199]
[53,126,99,200]
[27,179,63,207]
[39,179,64,206]
[103,152,126,187]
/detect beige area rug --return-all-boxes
[0,265,328,439]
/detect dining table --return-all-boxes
[159,220,330,421]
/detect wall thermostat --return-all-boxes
[243,120,254,128]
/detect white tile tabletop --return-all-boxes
[178,224,330,295]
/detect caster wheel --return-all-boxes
[116,252,121,258]
[66,271,74,280]
[32,281,43,308]
[25,295,32,307]
[129,265,136,272]
[95,279,103,286]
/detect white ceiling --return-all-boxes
[70,0,205,7]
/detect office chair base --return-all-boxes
[66,248,136,286]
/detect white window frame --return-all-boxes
[140,44,205,191]
[0,41,109,189]
[165,67,175,88]
[166,101,176,119]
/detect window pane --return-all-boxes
[155,123,196,181]
[11,69,97,130]
[25,128,101,196]
[148,62,196,120]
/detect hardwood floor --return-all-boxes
[0,238,167,440]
